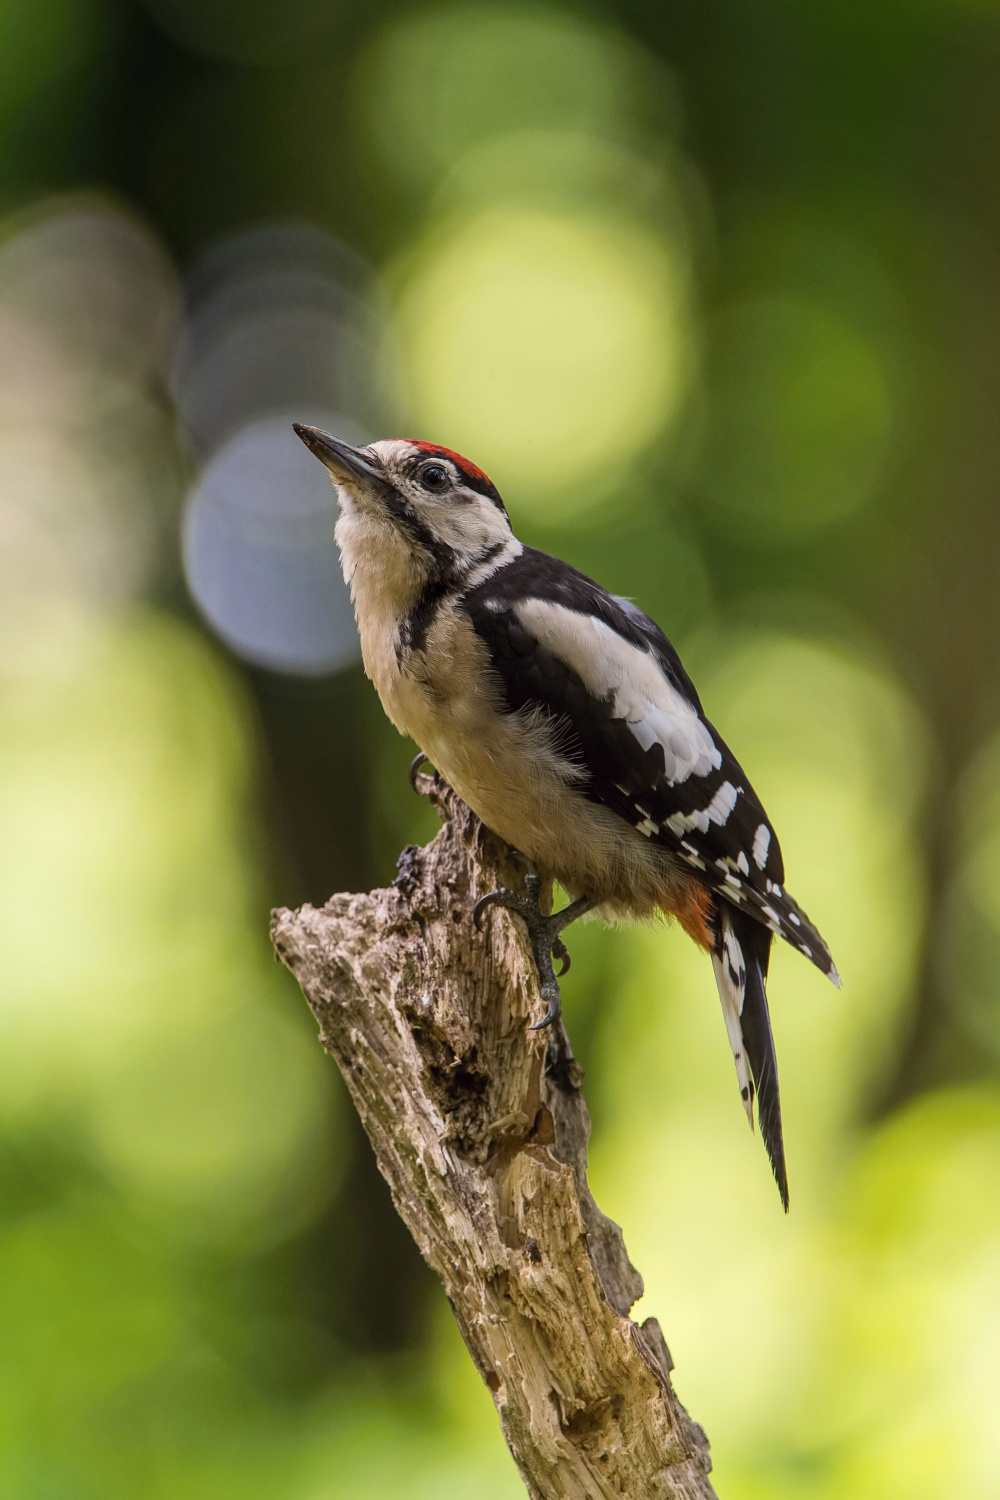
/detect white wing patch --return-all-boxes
[666,780,739,837]
[710,910,754,1127]
[752,822,771,870]
[514,600,721,785]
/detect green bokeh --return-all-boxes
[697,297,894,538]
[0,0,997,1493]
[354,5,678,192]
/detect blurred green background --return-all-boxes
[1,0,1000,1495]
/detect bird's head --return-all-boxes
[294,426,513,586]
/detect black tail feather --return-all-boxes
[729,908,788,1211]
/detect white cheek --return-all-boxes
[421,497,507,551]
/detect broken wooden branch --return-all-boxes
[271,770,716,1499]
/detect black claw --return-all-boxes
[408,752,429,792]
[552,938,571,978]
[529,993,562,1030]
[473,889,506,931]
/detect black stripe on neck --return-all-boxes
[400,541,507,656]
[382,488,455,573]
[399,574,453,656]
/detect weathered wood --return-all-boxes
[271,770,716,1499]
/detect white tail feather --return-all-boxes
[710,911,754,1128]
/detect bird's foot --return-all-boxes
[474,867,593,1030]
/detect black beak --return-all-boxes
[293,424,383,485]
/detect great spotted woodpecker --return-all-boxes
[294,424,839,1208]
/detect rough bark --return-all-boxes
[271,770,716,1499]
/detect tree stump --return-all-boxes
[271,769,716,1499]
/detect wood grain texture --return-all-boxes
[271,770,716,1499]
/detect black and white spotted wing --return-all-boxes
[462,547,839,985]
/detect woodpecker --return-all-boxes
[294,424,839,1209]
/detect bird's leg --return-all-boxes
[408,760,585,1025]
[474,866,594,1030]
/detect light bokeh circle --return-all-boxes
[393,207,688,501]
[356,4,671,188]
[182,415,360,677]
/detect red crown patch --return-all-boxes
[407,441,494,491]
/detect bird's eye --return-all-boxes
[419,463,449,491]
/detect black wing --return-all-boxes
[462,547,838,984]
